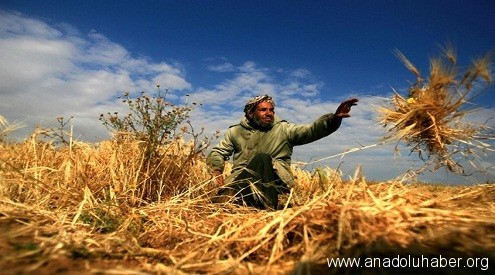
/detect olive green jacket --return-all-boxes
[206,114,342,187]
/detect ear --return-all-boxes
[247,111,254,119]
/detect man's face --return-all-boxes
[250,101,274,129]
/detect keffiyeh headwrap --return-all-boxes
[243,95,275,118]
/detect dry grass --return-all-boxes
[378,45,494,173]
[0,115,23,142]
[1,128,495,274]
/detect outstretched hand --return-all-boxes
[335,98,359,118]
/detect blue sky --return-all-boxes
[1,0,494,183]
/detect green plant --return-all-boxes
[100,88,192,158]
[79,207,121,233]
[99,87,215,202]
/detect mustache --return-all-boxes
[252,116,274,129]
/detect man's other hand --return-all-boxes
[212,170,224,186]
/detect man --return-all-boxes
[206,95,358,210]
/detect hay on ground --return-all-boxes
[1,132,495,274]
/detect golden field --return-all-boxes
[1,133,494,274]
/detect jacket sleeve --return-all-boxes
[206,128,236,172]
[287,113,342,146]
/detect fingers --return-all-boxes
[342,98,359,109]
[344,98,359,106]
[336,98,358,118]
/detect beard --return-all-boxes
[252,115,274,130]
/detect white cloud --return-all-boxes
[190,61,278,107]
[207,62,234,72]
[0,37,75,89]
[290,68,311,78]
[81,31,130,65]
[0,10,191,140]
[0,10,62,38]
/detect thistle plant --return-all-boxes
[100,87,192,159]
[99,87,212,202]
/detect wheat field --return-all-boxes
[1,129,494,274]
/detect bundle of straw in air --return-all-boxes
[378,44,493,173]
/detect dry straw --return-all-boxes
[378,44,494,174]
[1,126,495,274]
[0,115,23,141]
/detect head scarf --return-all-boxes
[243,95,275,118]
